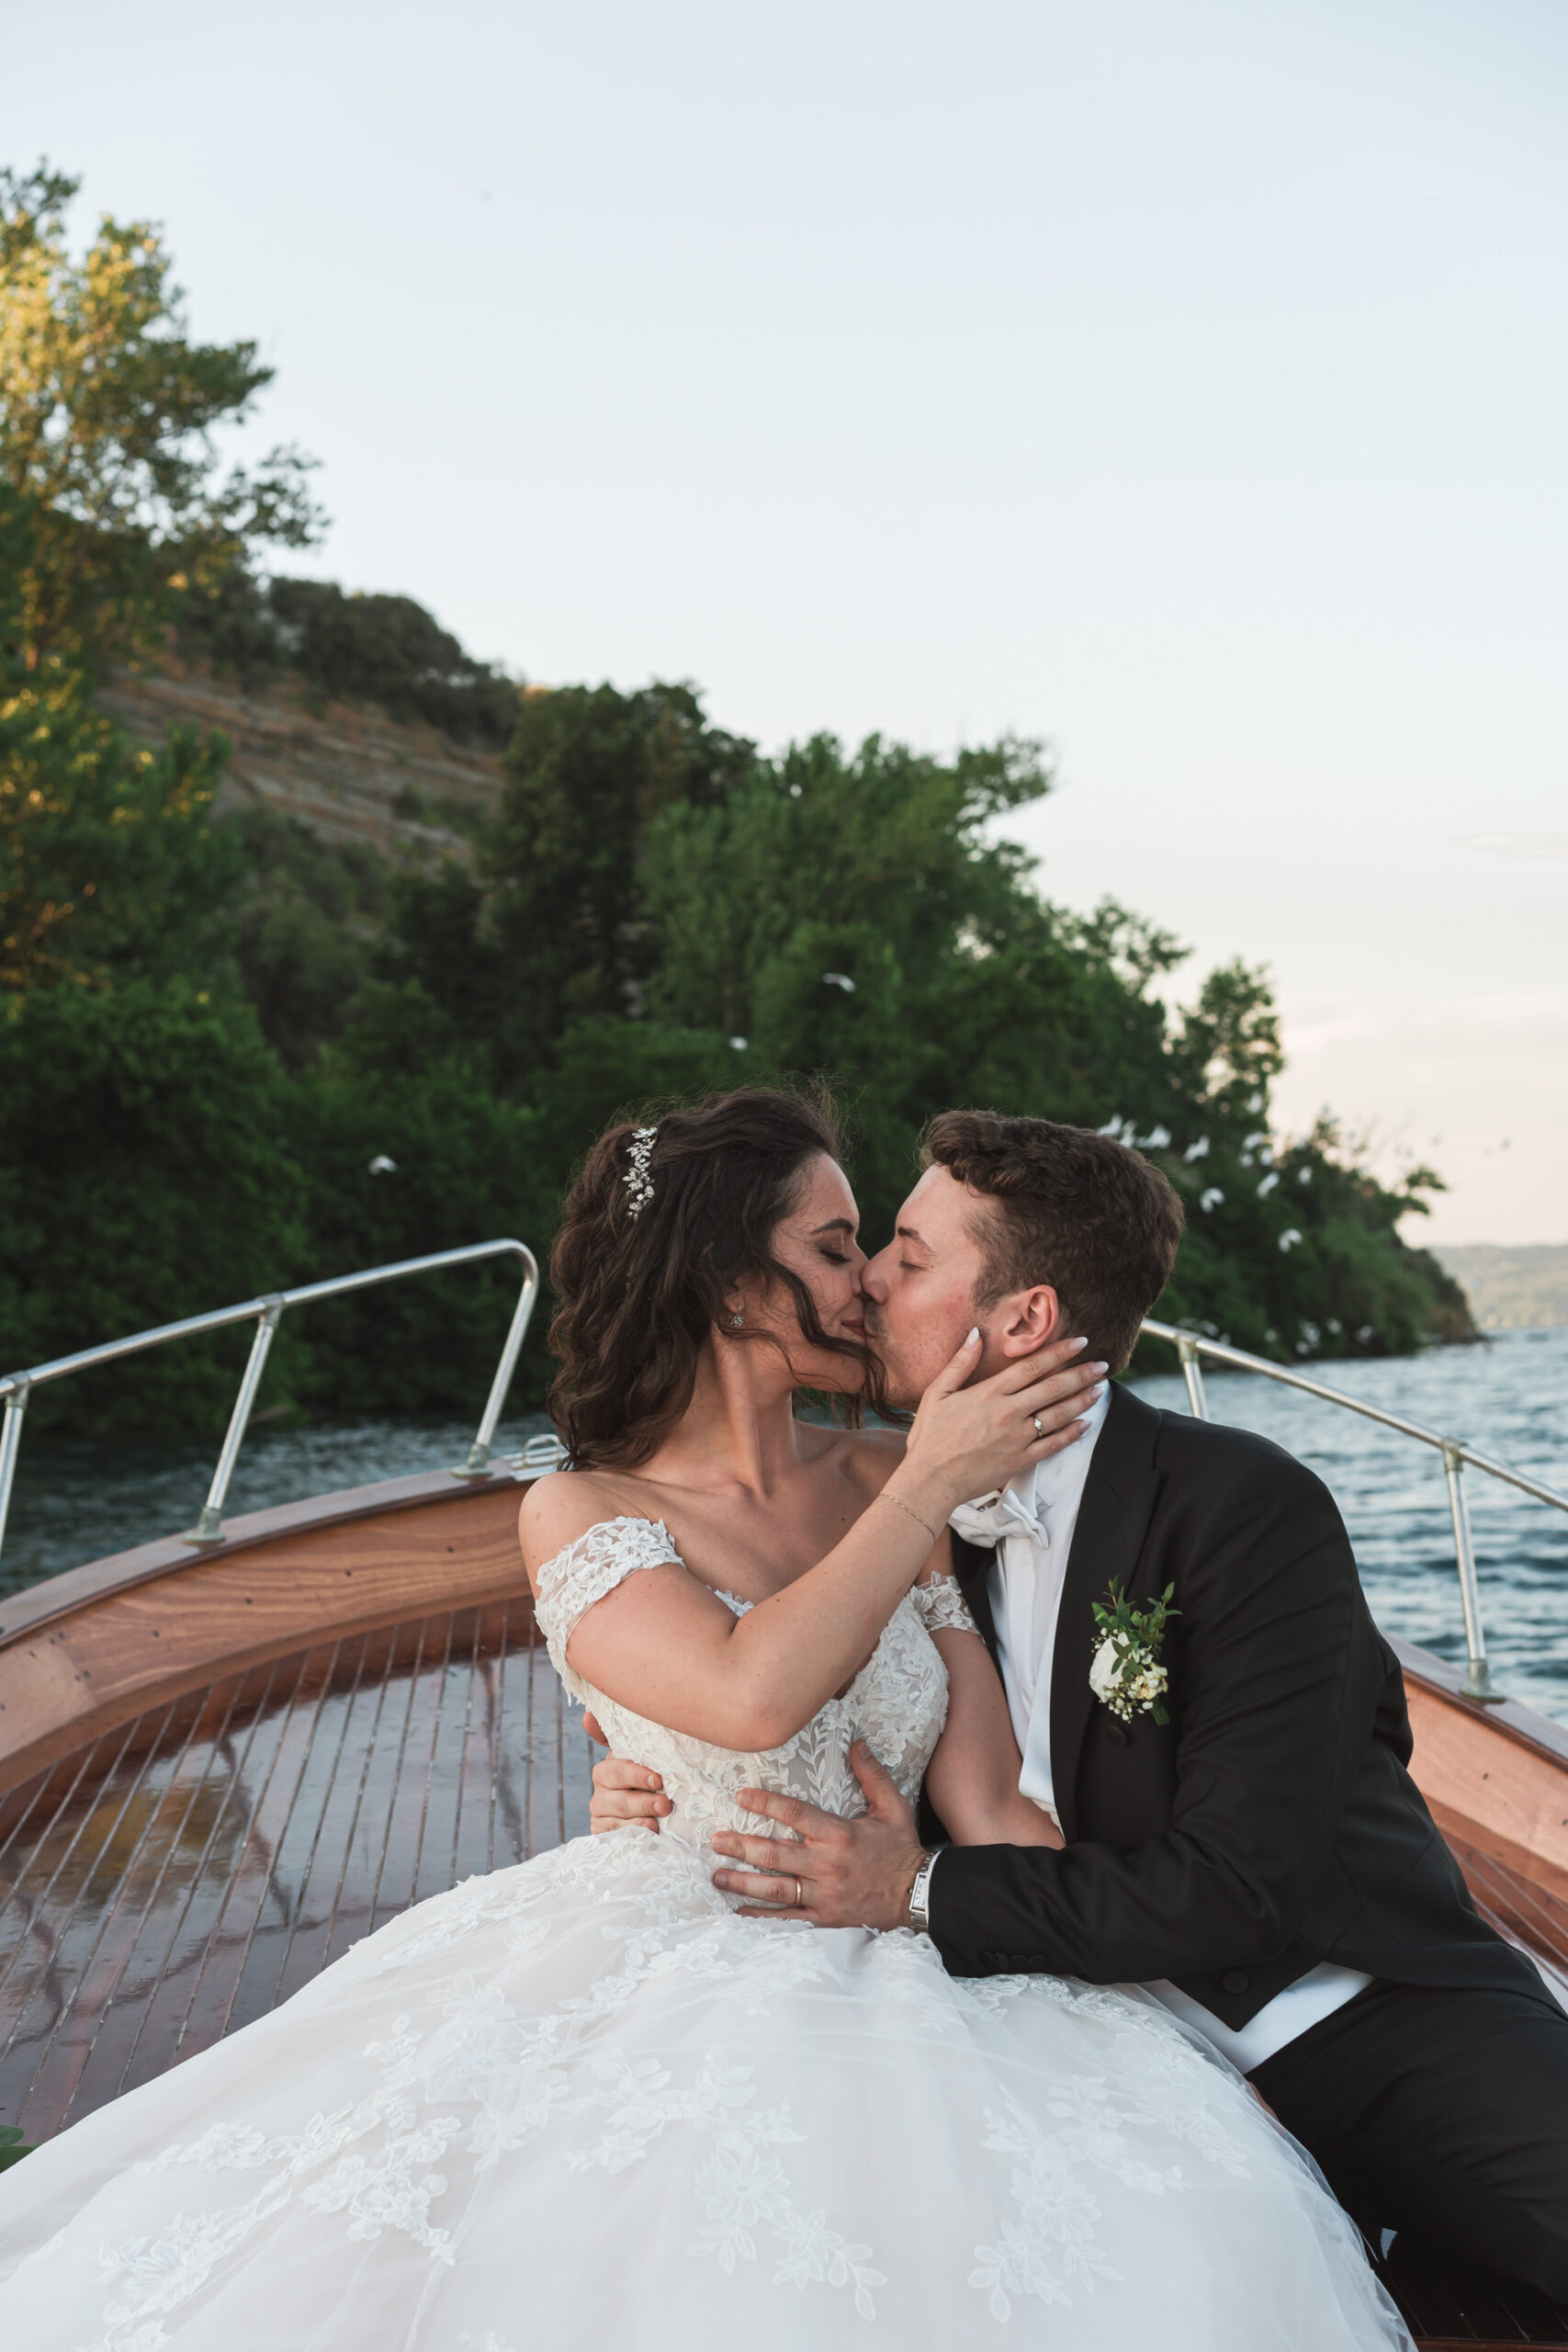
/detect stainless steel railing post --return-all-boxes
[455,1258,541,1477]
[182,1301,285,1545]
[1442,1441,1495,1702]
[1176,1336,1211,1420]
[0,1239,541,1576]
[0,1385,29,1567]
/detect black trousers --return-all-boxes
[1250,1979,1568,2301]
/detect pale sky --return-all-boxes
[8,0,1565,1242]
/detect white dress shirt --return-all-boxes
[942,1395,1371,2073]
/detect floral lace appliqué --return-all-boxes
[910,1570,980,1638]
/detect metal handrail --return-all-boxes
[1143,1317,1568,1703]
[0,1239,540,1567]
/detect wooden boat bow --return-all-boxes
[1,1469,1565,2346]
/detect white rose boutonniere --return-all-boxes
[1089,1581,1178,1726]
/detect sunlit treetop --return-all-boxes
[0,163,322,665]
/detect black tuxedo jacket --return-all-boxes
[924,1383,1548,2027]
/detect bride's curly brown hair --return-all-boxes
[547,1086,888,1467]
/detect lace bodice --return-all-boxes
[534,1516,962,1862]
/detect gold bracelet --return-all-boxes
[876,1487,939,1544]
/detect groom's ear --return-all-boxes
[994,1283,1063,1358]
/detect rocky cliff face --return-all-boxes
[99,658,508,861]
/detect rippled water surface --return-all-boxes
[4,1329,1565,1721]
[1132,1327,1568,1723]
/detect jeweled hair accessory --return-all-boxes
[623,1125,658,1219]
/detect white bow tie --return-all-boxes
[949,1482,1050,1554]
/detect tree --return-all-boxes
[224,806,386,1072]
[0,489,243,993]
[380,681,756,1085]
[0,978,308,1426]
[177,571,522,747]
[0,163,319,670]
[371,697,1469,1368]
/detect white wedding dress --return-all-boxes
[0,1516,1411,2350]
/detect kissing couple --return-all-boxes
[2,1091,1564,2349]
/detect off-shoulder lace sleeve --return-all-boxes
[909,1571,979,1638]
[534,1516,683,1694]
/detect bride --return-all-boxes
[0,1088,1410,2349]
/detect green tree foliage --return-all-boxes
[0,978,308,1428]
[361,690,1471,1378]
[380,682,757,1085]
[0,147,325,1425]
[177,570,520,747]
[0,488,242,993]
[225,807,386,1072]
[0,164,319,671]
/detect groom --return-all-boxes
[589,1110,1568,2300]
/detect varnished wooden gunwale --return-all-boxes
[1391,1636,1568,1910]
[0,1473,536,1791]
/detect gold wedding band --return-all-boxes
[795,1875,804,1909]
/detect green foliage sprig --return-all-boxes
[1090,1582,1179,1726]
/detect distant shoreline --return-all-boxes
[1434,1244,1568,1332]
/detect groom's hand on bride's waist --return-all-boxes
[711,1743,926,1931]
[585,1719,673,1832]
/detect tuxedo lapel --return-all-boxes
[1047,1384,1163,1840]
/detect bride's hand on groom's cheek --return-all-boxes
[712,1743,925,1932]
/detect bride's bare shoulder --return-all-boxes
[517,1468,664,1583]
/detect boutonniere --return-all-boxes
[1089,1582,1178,1725]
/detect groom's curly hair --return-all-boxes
[548,1085,888,1467]
[924,1111,1185,1373]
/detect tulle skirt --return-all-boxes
[0,1826,1410,2349]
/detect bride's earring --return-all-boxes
[729,1311,744,1328]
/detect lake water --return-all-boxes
[4,1327,1565,1723]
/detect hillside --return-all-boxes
[1434,1244,1568,1330]
[99,656,507,863]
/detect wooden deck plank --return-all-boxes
[367,1612,454,1933]
[265,1634,388,2009]
[202,1647,348,2044]
[412,1614,479,1908]
[109,1660,305,2105]
[10,1692,225,2137]
[0,1751,83,1872]
[39,1671,275,2128]
[0,1724,143,2006]
[451,1607,503,1887]
[217,1642,355,2029]
[56,1719,260,2124]
[169,1648,321,2059]
[0,1706,187,2130]
[318,1623,431,1968]
[314,1623,403,1970]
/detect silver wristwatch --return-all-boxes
[907,1848,941,1935]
